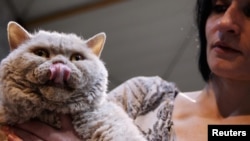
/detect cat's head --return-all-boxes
[0,21,108,104]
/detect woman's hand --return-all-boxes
[11,115,81,141]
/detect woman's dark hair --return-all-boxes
[195,0,213,82]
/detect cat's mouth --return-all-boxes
[34,63,83,90]
[49,63,71,85]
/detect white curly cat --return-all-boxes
[0,21,146,141]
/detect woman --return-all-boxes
[174,0,250,140]
[8,0,250,140]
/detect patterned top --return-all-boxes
[108,76,179,141]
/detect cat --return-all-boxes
[0,21,146,141]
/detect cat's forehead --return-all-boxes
[34,30,84,44]
[29,30,89,51]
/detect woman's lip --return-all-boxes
[212,42,241,54]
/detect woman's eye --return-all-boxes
[71,54,85,61]
[212,4,228,13]
[33,49,49,58]
[243,5,250,17]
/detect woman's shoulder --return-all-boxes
[173,90,203,119]
[177,91,202,103]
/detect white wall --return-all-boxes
[1,0,205,92]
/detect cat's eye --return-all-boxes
[33,49,49,58]
[71,54,85,61]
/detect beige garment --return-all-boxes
[108,76,179,141]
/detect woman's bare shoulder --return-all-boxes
[173,90,203,119]
[178,91,202,102]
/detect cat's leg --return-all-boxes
[71,101,147,141]
[91,102,147,141]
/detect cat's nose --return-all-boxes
[49,63,71,84]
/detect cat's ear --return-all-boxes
[7,21,31,51]
[86,32,106,57]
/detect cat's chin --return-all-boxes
[45,79,76,89]
[39,85,75,102]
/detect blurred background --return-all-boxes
[0,0,205,92]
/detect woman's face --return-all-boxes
[206,0,250,80]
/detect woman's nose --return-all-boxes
[217,6,240,35]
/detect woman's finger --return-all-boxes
[14,120,63,141]
[60,114,74,131]
[12,116,81,141]
[0,126,23,141]
[11,127,43,141]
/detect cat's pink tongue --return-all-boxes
[49,63,71,84]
